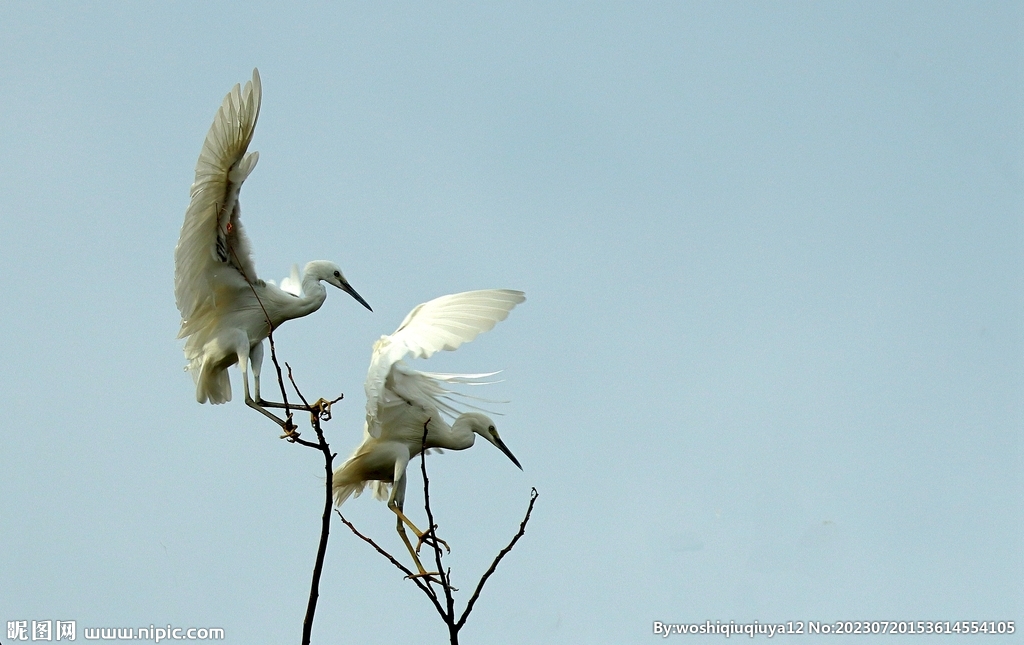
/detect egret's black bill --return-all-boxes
[342,282,372,312]
[493,435,523,470]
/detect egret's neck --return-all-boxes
[297,273,329,313]
[270,276,327,325]
[430,417,477,451]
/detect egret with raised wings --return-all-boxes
[174,69,371,412]
[333,289,525,576]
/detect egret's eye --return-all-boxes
[488,426,496,433]
[333,270,341,278]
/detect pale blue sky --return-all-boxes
[1,3,1020,643]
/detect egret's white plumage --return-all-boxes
[174,69,371,406]
[332,289,525,574]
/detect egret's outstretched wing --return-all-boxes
[174,69,263,327]
[364,289,525,436]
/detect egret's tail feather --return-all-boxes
[331,478,392,506]
[192,360,232,405]
[331,480,365,507]
[370,481,393,502]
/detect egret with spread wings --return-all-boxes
[333,289,525,576]
[174,69,371,413]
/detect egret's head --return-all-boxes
[307,261,372,312]
[464,412,522,470]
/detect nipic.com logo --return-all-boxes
[6,620,225,642]
[7,620,75,641]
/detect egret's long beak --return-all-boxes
[340,281,372,312]
[491,434,523,470]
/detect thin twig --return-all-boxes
[228,245,294,432]
[259,337,336,645]
[301,409,335,645]
[419,421,458,641]
[286,362,311,408]
[285,434,321,450]
[336,512,447,618]
[266,330,293,416]
[341,422,539,645]
[228,235,337,645]
[457,487,539,630]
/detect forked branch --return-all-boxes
[340,421,538,645]
[238,262,343,645]
[255,329,342,645]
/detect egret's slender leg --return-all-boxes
[394,513,440,580]
[387,462,449,574]
[246,340,314,419]
[244,390,288,426]
[250,340,264,403]
[237,341,290,429]
[389,504,450,554]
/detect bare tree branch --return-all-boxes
[457,487,539,630]
[418,422,459,643]
[253,331,341,645]
[233,261,341,645]
[336,511,448,619]
[339,421,539,645]
[299,404,336,645]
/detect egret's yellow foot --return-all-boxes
[415,526,450,554]
[405,569,443,583]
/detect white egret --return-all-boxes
[174,69,371,411]
[333,289,525,576]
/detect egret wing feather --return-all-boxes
[364,289,525,437]
[388,362,501,423]
[395,366,508,417]
[174,69,263,325]
[279,264,303,296]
